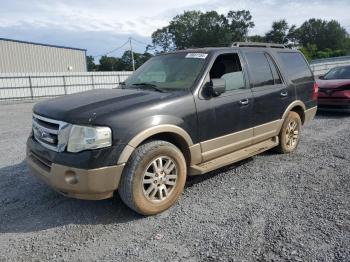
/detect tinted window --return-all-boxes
[266,54,282,84]
[278,52,313,83]
[324,66,350,80]
[209,53,245,91]
[245,52,274,87]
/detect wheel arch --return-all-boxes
[117,125,195,165]
[282,100,306,125]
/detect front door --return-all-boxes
[194,52,255,161]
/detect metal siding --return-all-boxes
[0,39,86,73]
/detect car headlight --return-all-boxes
[67,125,112,153]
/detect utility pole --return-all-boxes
[129,37,135,71]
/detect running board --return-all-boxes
[189,136,279,175]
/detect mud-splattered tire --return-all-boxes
[276,111,302,154]
[118,140,187,215]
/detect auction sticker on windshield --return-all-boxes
[185,53,208,59]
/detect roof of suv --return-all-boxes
[164,43,298,56]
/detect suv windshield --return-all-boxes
[324,66,350,80]
[124,52,208,90]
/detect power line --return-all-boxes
[92,39,129,58]
[131,37,152,47]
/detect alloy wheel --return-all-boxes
[142,156,178,202]
[285,120,299,149]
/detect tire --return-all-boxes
[118,140,187,215]
[275,111,302,154]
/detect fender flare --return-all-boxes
[281,100,306,122]
[117,124,194,164]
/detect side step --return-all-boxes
[189,137,279,175]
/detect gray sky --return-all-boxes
[0,0,349,58]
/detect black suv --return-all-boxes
[26,42,318,215]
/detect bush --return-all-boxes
[316,51,330,59]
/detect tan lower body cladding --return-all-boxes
[200,120,283,162]
[189,106,317,175]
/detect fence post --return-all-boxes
[29,76,34,100]
[63,75,67,95]
[91,74,95,90]
[118,74,121,86]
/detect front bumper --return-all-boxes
[26,148,125,200]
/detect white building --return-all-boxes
[0,38,87,73]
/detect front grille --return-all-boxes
[32,113,71,152]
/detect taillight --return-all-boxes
[312,82,319,100]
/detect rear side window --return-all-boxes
[245,52,274,87]
[266,54,282,84]
[278,52,313,83]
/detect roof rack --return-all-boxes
[231,42,286,49]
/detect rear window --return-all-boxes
[278,52,313,84]
[245,52,274,87]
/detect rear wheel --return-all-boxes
[276,111,302,154]
[118,140,187,215]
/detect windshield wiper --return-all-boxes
[131,82,165,93]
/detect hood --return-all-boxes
[317,79,350,88]
[33,88,178,124]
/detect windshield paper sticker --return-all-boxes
[185,53,208,59]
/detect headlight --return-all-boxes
[67,125,112,153]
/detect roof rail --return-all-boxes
[231,42,286,49]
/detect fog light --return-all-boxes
[65,170,78,185]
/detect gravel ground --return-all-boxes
[0,102,349,262]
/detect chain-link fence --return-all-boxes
[0,71,133,101]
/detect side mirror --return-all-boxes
[318,75,324,80]
[210,78,226,96]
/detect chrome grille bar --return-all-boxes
[32,113,71,152]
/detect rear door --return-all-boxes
[243,50,293,142]
[276,51,315,109]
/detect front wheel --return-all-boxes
[118,140,187,215]
[276,111,302,154]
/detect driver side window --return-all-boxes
[209,53,245,91]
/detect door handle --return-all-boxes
[239,99,249,106]
[280,90,288,97]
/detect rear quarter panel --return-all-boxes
[272,50,317,110]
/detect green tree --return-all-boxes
[296,19,347,50]
[247,35,265,42]
[151,10,255,51]
[265,20,289,44]
[98,51,153,71]
[285,24,299,47]
[98,56,121,71]
[300,44,318,61]
[344,36,350,54]
[86,56,96,71]
[151,27,175,53]
[227,10,255,41]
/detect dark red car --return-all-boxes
[317,65,350,112]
